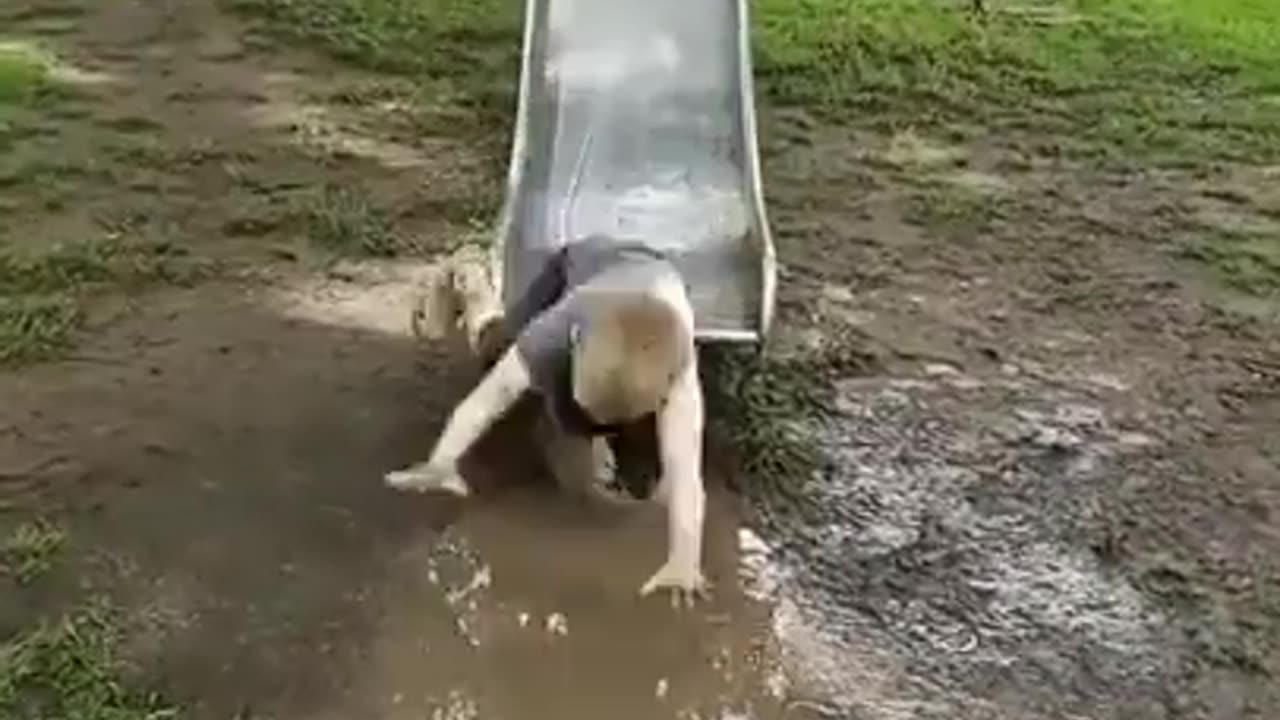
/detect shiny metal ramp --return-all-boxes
[493,0,777,343]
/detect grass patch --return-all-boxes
[704,347,829,484]
[0,41,55,153]
[0,154,99,189]
[0,296,83,366]
[231,0,1280,165]
[0,40,74,142]
[226,0,521,130]
[413,173,503,227]
[1,40,77,159]
[5,3,88,25]
[1181,229,1280,298]
[300,183,403,257]
[0,599,180,719]
[0,236,207,296]
[0,42,49,107]
[0,518,65,585]
[753,0,1280,164]
[0,237,213,367]
[903,181,1016,237]
[703,323,881,492]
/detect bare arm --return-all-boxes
[386,346,530,494]
[428,346,530,466]
[641,352,708,599]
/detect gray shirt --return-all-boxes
[508,235,685,436]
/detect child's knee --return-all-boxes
[541,428,595,492]
[474,319,511,369]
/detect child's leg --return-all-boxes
[534,413,636,506]
[410,264,459,342]
[607,416,661,500]
[449,244,504,359]
[413,244,508,366]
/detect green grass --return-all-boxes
[0,44,48,106]
[0,237,211,366]
[300,183,403,257]
[0,40,54,152]
[0,237,204,297]
[228,0,1280,390]
[230,0,1280,167]
[0,518,64,585]
[0,599,180,720]
[753,0,1280,165]
[702,323,881,493]
[904,181,1016,238]
[0,154,100,191]
[227,0,521,131]
[1181,229,1280,299]
[0,296,83,366]
[0,40,76,145]
[229,0,520,73]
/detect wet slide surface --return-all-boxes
[497,0,774,342]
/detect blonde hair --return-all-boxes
[571,293,691,424]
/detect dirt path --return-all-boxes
[3,0,1280,718]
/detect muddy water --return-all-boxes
[353,485,788,720]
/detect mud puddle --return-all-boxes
[0,268,1231,720]
[377,485,788,720]
[0,273,791,720]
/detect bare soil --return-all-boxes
[739,115,1280,717]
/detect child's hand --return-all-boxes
[384,461,470,497]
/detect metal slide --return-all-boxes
[493,0,777,343]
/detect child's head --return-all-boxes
[570,293,691,425]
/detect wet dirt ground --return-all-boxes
[3,0,1280,718]
[3,282,785,720]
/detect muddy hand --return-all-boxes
[640,560,710,609]
[384,461,470,497]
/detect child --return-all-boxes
[387,236,709,605]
